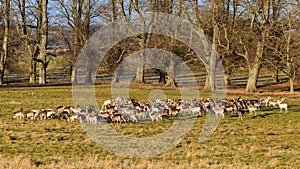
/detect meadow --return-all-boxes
[0,84,299,168]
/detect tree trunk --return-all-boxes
[112,76,119,83]
[204,3,218,90]
[0,0,10,85]
[204,75,210,90]
[135,69,144,83]
[0,70,3,85]
[135,54,145,83]
[30,59,37,84]
[70,66,77,84]
[165,59,176,87]
[289,76,294,93]
[225,72,232,86]
[72,0,80,84]
[38,63,46,84]
[245,24,265,92]
[272,69,279,83]
[112,71,119,83]
[204,70,216,90]
[38,0,48,84]
[166,74,176,87]
[287,12,294,93]
[245,61,261,92]
[85,69,92,84]
[0,55,5,85]
[159,70,166,84]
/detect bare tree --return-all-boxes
[217,0,238,86]
[265,1,300,93]
[190,0,221,90]
[230,0,273,92]
[286,12,295,93]
[14,0,52,84]
[0,0,11,85]
[203,0,223,90]
[54,0,92,84]
[280,1,300,93]
[130,0,151,83]
[164,0,178,87]
[36,0,48,84]
[72,0,91,83]
[13,0,37,84]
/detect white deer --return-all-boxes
[102,100,112,111]
[279,103,288,113]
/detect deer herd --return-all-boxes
[12,96,289,123]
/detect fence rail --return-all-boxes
[3,72,290,85]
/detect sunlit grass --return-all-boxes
[0,84,299,168]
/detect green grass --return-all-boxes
[0,85,299,168]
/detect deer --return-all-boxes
[69,114,78,122]
[26,111,35,120]
[278,103,288,113]
[70,106,82,114]
[110,113,125,123]
[247,104,257,116]
[13,108,24,119]
[260,96,271,107]
[102,100,112,111]
[269,97,284,107]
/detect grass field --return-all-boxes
[0,84,299,168]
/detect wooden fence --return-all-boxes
[3,72,290,86]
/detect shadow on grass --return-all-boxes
[292,109,300,113]
[256,112,276,118]
[226,111,277,119]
